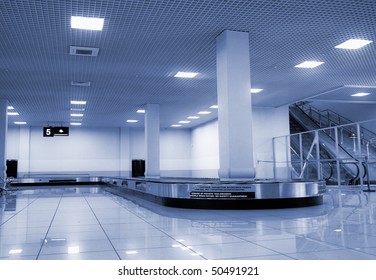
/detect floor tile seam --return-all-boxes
[104,188,189,220]
[283,248,376,259]
[282,232,374,253]
[38,248,117,256]
[204,223,312,258]
[0,195,47,227]
[35,192,65,260]
[213,253,297,260]
[94,192,208,260]
[82,194,122,260]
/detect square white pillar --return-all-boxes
[0,100,8,180]
[216,30,255,179]
[145,103,160,178]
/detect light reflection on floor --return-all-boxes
[1,185,376,260]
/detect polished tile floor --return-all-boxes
[1,185,376,260]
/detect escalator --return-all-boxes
[289,105,362,185]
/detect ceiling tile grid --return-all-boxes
[1,0,376,127]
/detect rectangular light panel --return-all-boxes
[351,92,370,97]
[294,61,324,68]
[174,72,198,78]
[70,100,87,105]
[335,39,372,49]
[71,16,104,31]
[250,88,263,93]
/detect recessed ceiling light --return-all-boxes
[9,249,22,254]
[171,124,182,127]
[250,88,263,93]
[70,100,87,105]
[187,116,200,119]
[351,92,370,97]
[127,120,138,123]
[71,16,104,31]
[14,122,27,125]
[125,250,139,255]
[210,105,218,109]
[197,111,211,115]
[174,71,198,78]
[7,106,14,110]
[137,109,145,113]
[294,61,324,68]
[179,120,191,124]
[70,122,82,126]
[70,113,84,117]
[335,39,372,49]
[7,112,19,116]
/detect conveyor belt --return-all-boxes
[9,176,326,209]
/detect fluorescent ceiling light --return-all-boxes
[70,100,87,105]
[9,249,22,254]
[125,250,139,255]
[250,88,263,93]
[7,112,19,116]
[197,111,211,115]
[70,122,82,126]
[335,39,372,49]
[14,122,27,125]
[137,109,145,113]
[71,16,104,31]
[127,120,138,123]
[210,105,218,109]
[179,120,191,124]
[171,124,182,127]
[70,113,84,117]
[294,61,324,68]
[71,108,85,111]
[351,92,370,97]
[7,106,14,110]
[174,71,198,78]
[187,116,200,119]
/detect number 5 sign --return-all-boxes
[43,127,54,137]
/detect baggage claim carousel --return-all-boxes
[8,175,326,209]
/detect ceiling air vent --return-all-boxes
[70,46,99,57]
[71,81,91,87]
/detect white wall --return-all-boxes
[7,126,192,178]
[252,106,290,178]
[7,106,290,179]
[190,106,290,179]
[160,129,191,177]
[191,120,219,178]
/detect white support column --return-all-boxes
[18,126,31,177]
[216,30,255,179]
[120,127,131,177]
[0,100,8,180]
[144,104,160,178]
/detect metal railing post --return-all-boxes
[334,127,341,187]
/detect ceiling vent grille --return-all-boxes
[69,46,99,57]
[71,81,91,87]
